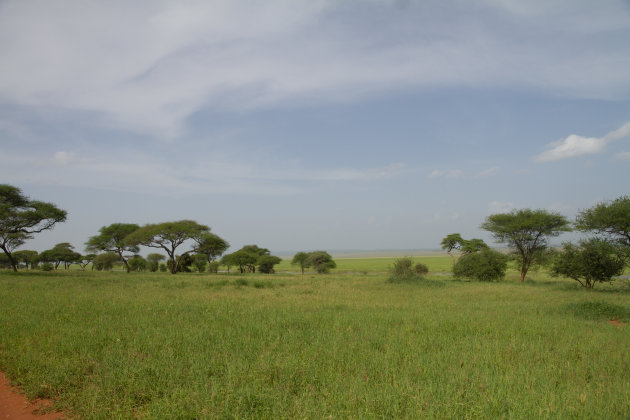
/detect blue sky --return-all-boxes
[1,0,629,255]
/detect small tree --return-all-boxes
[77,254,96,271]
[550,238,626,289]
[194,233,229,263]
[414,263,429,275]
[481,209,571,282]
[291,251,311,274]
[0,184,67,272]
[13,250,38,269]
[39,243,81,269]
[453,249,509,282]
[257,255,282,274]
[441,233,489,269]
[146,253,166,272]
[125,220,211,274]
[128,255,147,272]
[223,245,271,273]
[576,196,630,249]
[192,253,207,273]
[93,252,120,271]
[306,251,336,274]
[86,223,140,273]
[207,261,220,273]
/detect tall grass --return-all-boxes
[0,270,629,418]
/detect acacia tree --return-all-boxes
[125,220,210,274]
[291,251,311,274]
[12,250,38,269]
[482,209,571,282]
[194,233,229,263]
[0,184,67,272]
[86,223,140,273]
[576,196,630,249]
[39,243,81,269]
[306,251,336,274]
[441,234,489,268]
[551,238,626,289]
[223,245,270,273]
[146,253,166,272]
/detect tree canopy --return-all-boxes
[86,223,140,273]
[440,233,489,268]
[481,209,571,282]
[0,184,67,271]
[291,251,311,275]
[306,251,336,274]
[125,220,210,274]
[575,196,630,248]
[194,232,229,263]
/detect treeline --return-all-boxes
[0,184,336,275]
[439,200,630,288]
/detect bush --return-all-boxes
[551,238,626,289]
[207,261,220,273]
[159,263,167,272]
[414,263,429,275]
[453,249,508,282]
[40,262,54,271]
[388,257,428,283]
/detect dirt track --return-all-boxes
[0,372,64,419]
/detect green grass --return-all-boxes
[1,269,629,418]
[275,255,454,273]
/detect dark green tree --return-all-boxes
[550,238,626,289]
[441,234,489,268]
[0,184,67,272]
[257,255,282,274]
[39,243,81,269]
[291,251,311,274]
[306,251,336,274]
[576,196,630,248]
[86,223,140,273]
[194,233,229,263]
[77,254,96,271]
[93,252,120,271]
[192,253,208,272]
[481,209,571,282]
[146,253,166,272]
[128,255,147,272]
[125,220,211,274]
[12,249,38,269]
[454,249,509,282]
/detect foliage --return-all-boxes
[86,223,140,273]
[550,238,626,289]
[291,252,311,274]
[453,249,509,282]
[222,245,271,273]
[257,255,282,274]
[192,254,207,273]
[93,253,120,271]
[413,263,429,275]
[167,254,193,273]
[207,261,220,273]
[39,262,54,271]
[0,184,67,271]
[158,263,167,272]
[576,195,630,248]
[305,251,336,274]
[76,254,96,271]
[12,250,38,269]
[481,209,571,282]
[146,253,166,272]
[440,233,489,268]
[39,243,81,269]
[125,220,210,274]
[128,255,147,272]
[194,233,229,262]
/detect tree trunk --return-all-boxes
[520,266,528,282]
[0,246,18,272]
[119,251,130,273]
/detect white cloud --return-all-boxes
[614,151,630,161]
[476,166,501,177]
[488,201,514,213]
[1,1,629,137]
[428,169,462,179]
[535,120,630,162]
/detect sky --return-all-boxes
[1,0,629,255]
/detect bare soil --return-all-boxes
[0,372,64,419]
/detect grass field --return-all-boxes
[1,264,629,418]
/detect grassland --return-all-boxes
[0,261,629,418]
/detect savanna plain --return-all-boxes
[1,256,629,419]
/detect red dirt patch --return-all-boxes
[607,319,625,326]
[0,372,65,419]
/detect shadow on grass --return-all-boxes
[566,300,630,322]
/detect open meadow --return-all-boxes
[1,260,629,418]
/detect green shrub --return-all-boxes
[388,257,425,283]
[207,261,220,273]
[453,249,508,282]
[40,262,54,271]
[414,263,429,275]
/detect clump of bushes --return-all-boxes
[387,257,430,283]
[453,249,508,282]
[207,261,220,273]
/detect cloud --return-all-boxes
[488,201,514,213]
[428,169,462,179]
[476,166,501,177]
[535,120,630,162]
[615,151,630,161]
[1,1,629,137]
